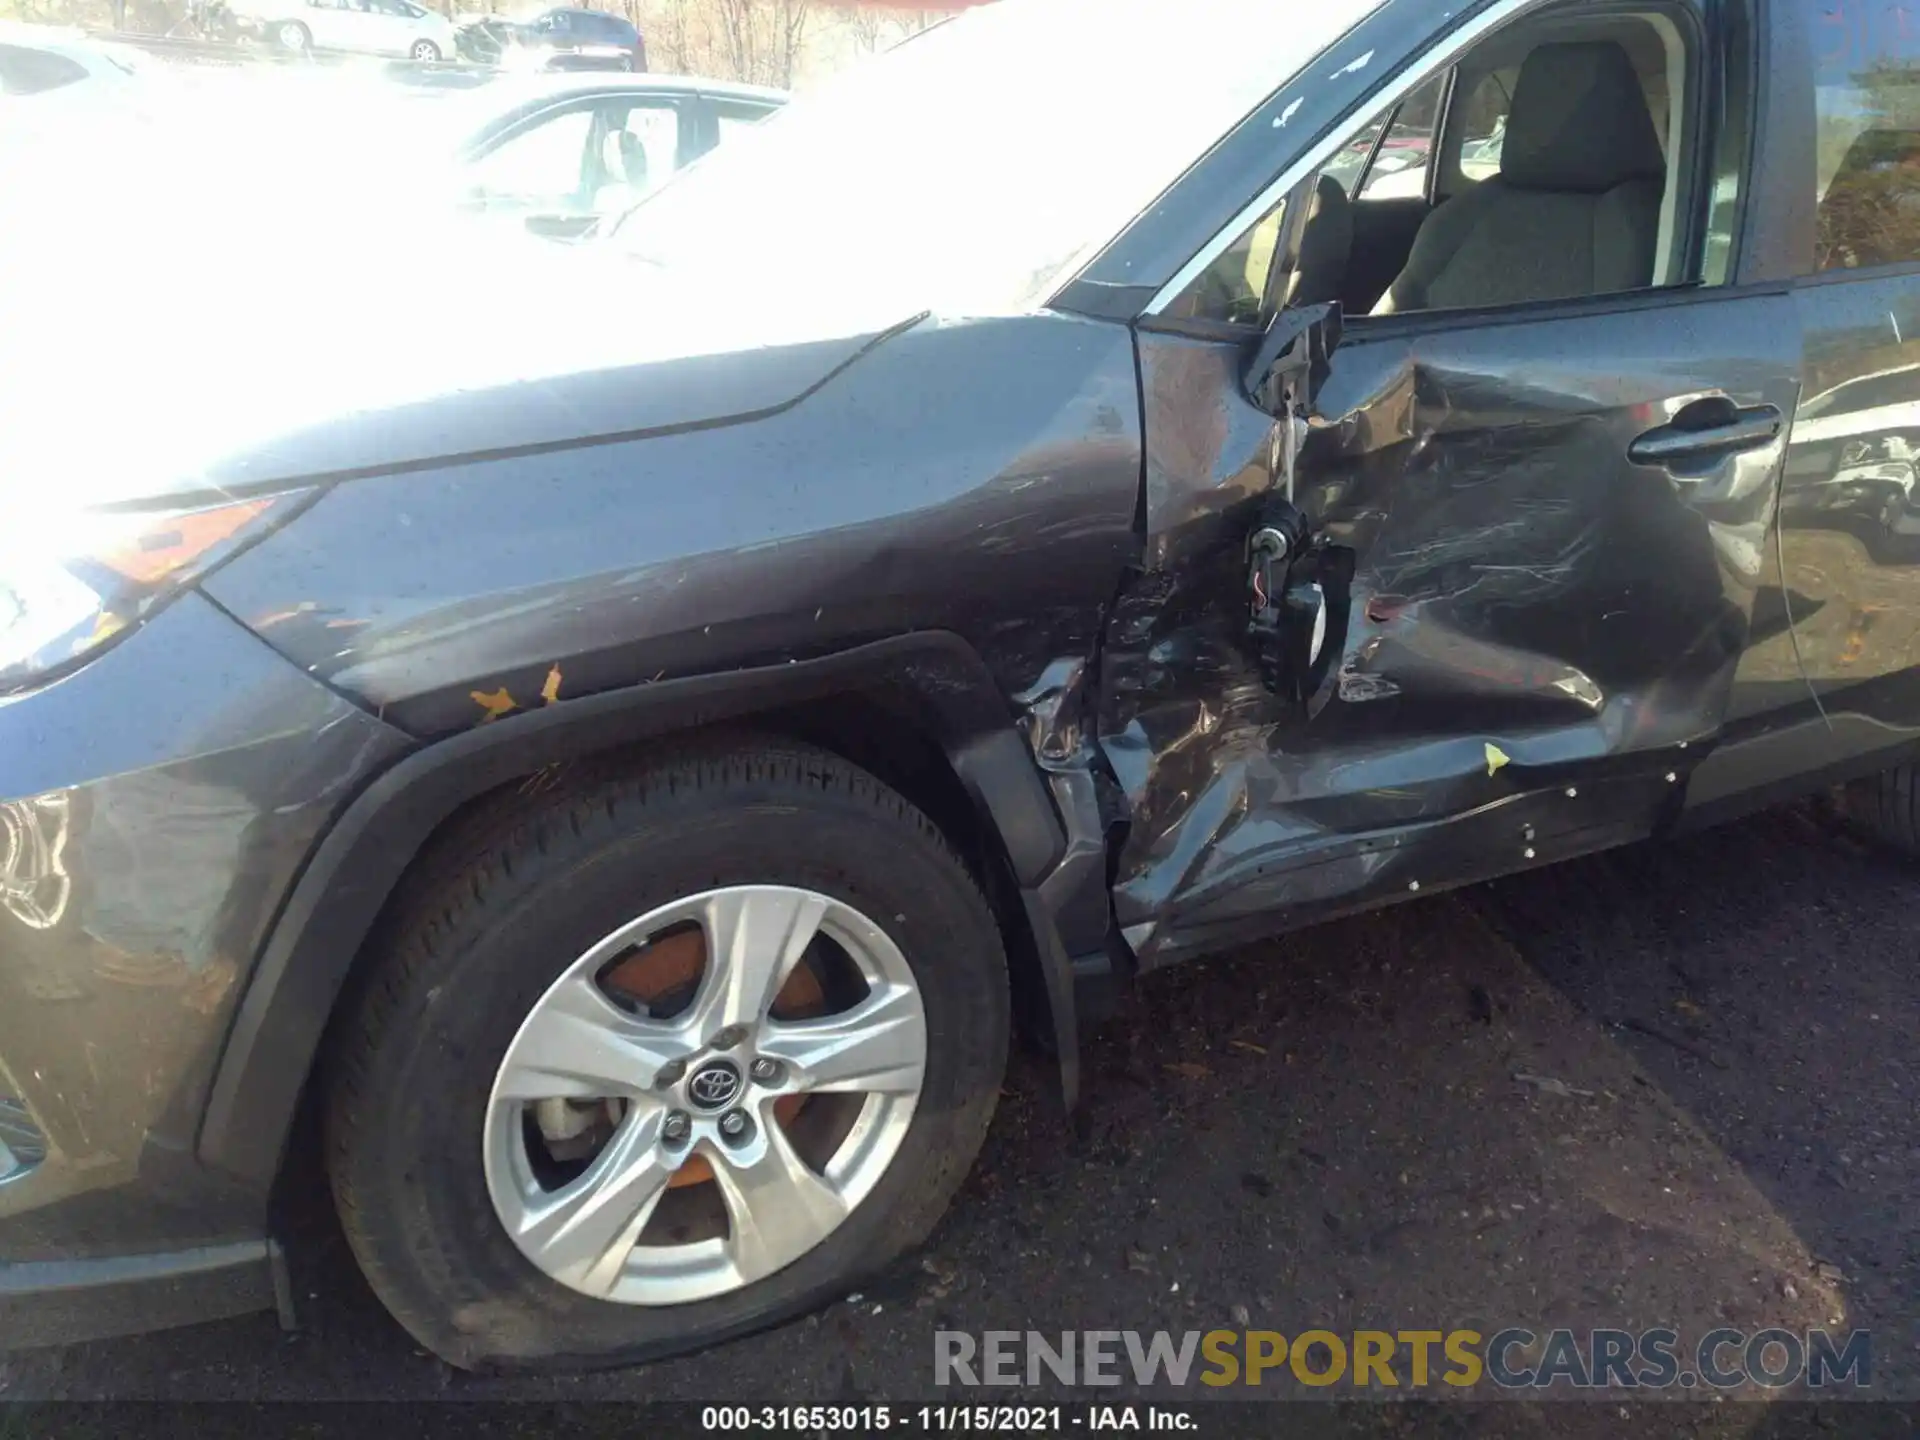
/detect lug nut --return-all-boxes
[655,1059,686,1088]
[712,1025,747,1050]
[662,1111,691,1146]
[718,1110,753,1144]
[749,1058,783,1085]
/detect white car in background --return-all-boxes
[0,22,147,97]
[228,0,458,61]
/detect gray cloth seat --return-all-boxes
[1284,173,1355,309]
[1373,41,1666,315]
[616,130,649,190]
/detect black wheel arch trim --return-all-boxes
[196,630,1083,1188]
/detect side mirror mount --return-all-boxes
[1242,300,1342,418]
[1239,301,1350,708]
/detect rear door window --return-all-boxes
[1357,76,1443,200]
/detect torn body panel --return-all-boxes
[1107,292,1801,965]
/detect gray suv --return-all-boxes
[5,0,1920,1375]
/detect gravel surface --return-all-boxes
[3,803,1914,1431]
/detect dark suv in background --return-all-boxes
[458,5,645,71]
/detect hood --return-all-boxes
[0,141,915,510]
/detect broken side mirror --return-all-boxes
[1241,302,1349,706]
[1244,300,1341,420]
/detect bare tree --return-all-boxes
[775,0,808,83]
[635,0,704,75]
[706,0,810,86]
[842,3,888,53]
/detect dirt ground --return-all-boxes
[2,803,1915,1436]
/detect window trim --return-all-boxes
[468,91,685,162]
[1294,276,1787,362]
[1794,257,1920,289]
[1343,108,1396,198]
[1735,0,1807,284]
[1208,0,1718,323]
[1352,67,1455,205]
[1145,0,1722,320]
[1053,0,1501,322]
[1144,0,1563,317]
[467,101,604,203]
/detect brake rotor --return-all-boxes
[601,925,822,1188]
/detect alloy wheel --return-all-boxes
[482,886,927,1305]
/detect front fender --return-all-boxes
[195,631,1088,1188]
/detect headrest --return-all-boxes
[617,129,647,186]
[1285,173,1354,308]
[1500,41,1665,193]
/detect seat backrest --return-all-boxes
[1283,172,1355,310]
[1374,40,1666,315]
[617,129,648,190]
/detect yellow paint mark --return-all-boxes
[541,664,564,706]
[471,687,517,723]
[84,611,126,649]
[1839,605,1887,666]
[1484,742,1511,777]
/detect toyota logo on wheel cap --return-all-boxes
[688,1060,743,1110]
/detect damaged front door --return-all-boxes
[1093,0,1805,969]
[1101,288,1801,968]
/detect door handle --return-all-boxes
[1629,399,1783,466]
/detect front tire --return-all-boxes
[410,38,441,60]
[272,19,310,51]
[324,738,1009,1370]
[1844,763,1920,857]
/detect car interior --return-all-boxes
[1176,3,1700,328]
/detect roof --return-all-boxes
[532,71,788,106]
[382,65,785,108]
[375,68,786,149]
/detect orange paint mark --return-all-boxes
[471,688,517,722]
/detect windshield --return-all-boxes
[609,0,1385,318]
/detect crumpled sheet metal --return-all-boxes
[1106,310,1795,964]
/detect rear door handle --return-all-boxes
[1629,399,1783,466]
